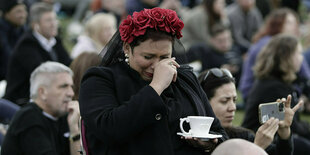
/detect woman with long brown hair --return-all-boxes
[242,34,310,155]
[239,8,310,102]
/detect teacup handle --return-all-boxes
[180,118,191,135]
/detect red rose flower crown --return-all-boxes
[119,7,184,43]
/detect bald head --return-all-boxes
[212,139,267,155]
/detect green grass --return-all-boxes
[58,16,75,54]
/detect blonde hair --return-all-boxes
[84,13,116,47]
[253,34,299,83]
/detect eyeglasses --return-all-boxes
[203,68,233,81]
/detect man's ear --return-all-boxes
[123,42,131,55]
[38,86,47,100]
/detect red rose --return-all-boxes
[173,19,184,39]
[119,8,184,43]
[132,10,152,30]
[164,9,178,33]
[146,8,166,29]
[119,15,135,43]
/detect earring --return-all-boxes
[125,53,129,65]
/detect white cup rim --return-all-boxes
[187,116,214,119]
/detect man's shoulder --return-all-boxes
[9,103,46,133]
[13,31,38,48]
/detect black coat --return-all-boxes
[0,18,27,80]
[79,62,228,155]
[1,103,70,155]
[4,30,71,105]
[242,78,310,140]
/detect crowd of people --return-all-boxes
[0,0,310,154]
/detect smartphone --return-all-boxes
[258,101,285,124]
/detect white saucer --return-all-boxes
[177,132,222,141]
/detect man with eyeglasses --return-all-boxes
[4,2,71,106]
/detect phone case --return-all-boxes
[258,102,285,124]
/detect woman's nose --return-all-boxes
[228,101,236,111]
[150,59,161,69]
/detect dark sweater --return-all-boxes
[1,103,70,155]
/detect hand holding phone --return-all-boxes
[258,102,285,124]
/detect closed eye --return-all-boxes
[160,56,169,60]
[144,56,152,59]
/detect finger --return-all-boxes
[212,138,218,144]
[172,60,180,68]
[170,60,180,68]
[262,118,275,130]
[292,100,304,112]
[285,95,292,108]
[173,69,177,82]
[261,118,278,138]
[278,121,285,127]
[268,119,279,134]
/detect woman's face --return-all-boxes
[209,82,237,128]
[213,0,225,15]
[291,43,303,73]
[124,39,172,81]
[282,13,299,36]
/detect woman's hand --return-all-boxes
[254,118,279,149]
[150,57,180,95]
[182,136,218,153]
[277,95,303,139]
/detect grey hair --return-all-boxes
[30,61,73,99]
[29,2,53,24]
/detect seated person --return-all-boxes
[71,13,117,58]
[226,0,263,53]
[199,68,302,155]
[1,61,80,155]
[0,0,28,80]
[184,24,242,83]
[4,2,71,106]
[242,34,310,155]
[239,8,310,102]
[180,0,229,50]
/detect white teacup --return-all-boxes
[179,116,214,136]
